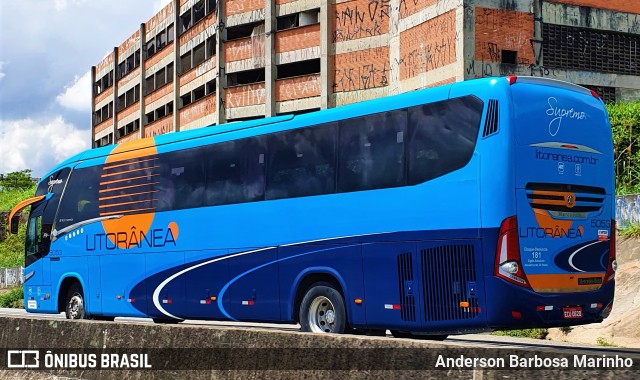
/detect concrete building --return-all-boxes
[91,0,640,147]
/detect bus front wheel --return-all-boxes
[64,283,86,320]
[299,283,346,334]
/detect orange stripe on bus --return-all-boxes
[99,208,155,216]
[99,173,159,186]
[102,157,157,171]
[98,182,159,194]
[100,166,159,178]
[98,190,157,201]
[527,273,604,293]
[99,199,157,209]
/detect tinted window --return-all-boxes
[205,137,266,206]
[267,124,337,200]
[338,111,406,192]
[408,96,483,185]
[156,148,206,211]
[56,166,101,229]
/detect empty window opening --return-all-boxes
[193,85,206,102]
[181,93,192,107]
[181,51,192,73]
[501,50,517,65]
[228,68,265,86]
[226,22,260,40]
[277,59,320,79]
[193,42,206,67]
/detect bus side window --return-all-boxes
[338,110,406,192]
[205,137,266,206]
[156,148,206,211]
[407,96,484,185]
[266,123,337,200]
[56,166,101,229]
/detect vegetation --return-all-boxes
[619,223,640,239]
[0,286,23,308]
[608,102,640,195]
[493,328,549,339]
[596,337,619,347]
[0,170,36,268]
[0,169,35,191]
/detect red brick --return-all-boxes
[333,47,389,93]
[275,24,320,53]
[275,74,321,101]
[474,8,535,66]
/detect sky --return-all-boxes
[0,0,172,177]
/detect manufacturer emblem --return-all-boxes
[566,194,575,208]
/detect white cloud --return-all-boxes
[154,0,172,13]
[0,117,89,176]
[0,61,6,82]
[56,71,91,112]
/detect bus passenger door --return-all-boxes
[226,247,280,321]
[362,242,422,330]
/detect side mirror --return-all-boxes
[10,214,20,234]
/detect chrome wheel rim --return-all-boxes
[68,294,84,319]
[308,296,336,333]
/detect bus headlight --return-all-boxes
[500,261,519,274]
[612,260,617,272]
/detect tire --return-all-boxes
[391,330,448,341]
[299,282,346,334]
[64,283,86,320]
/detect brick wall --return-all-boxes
[333,0,390,43]
[548,0,640,14]
[95,87,113,105]
[118,30,140,56]
[399,10,457,81]
[225,37,261,62]
[275,74,321,102]
[275,24,320,54]
[400,0,438,17]
[333,47,389,93]
[226,0,265,16]
[144,116,174,138]
[179,95,217,124]
[475,8,535,66]
[225,83,266,108]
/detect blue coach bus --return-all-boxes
[7,76,616,338]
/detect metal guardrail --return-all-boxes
[0,266,23,288]
[616,194,640,228]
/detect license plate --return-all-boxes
[563,307,582,319]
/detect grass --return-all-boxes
[619,223,640,239]
[493,328,549,339]
[596,337,619,347]
[0,286,23,308]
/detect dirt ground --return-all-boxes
[547,238,640,348]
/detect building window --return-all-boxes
[501,50,517,65]
[276,9,319,31]
[118,51,140,79]
[277,59,320,79]
[95,72,113,95]
[543,23,640,75]
[227,68,265,86]
[181,51,192,73]
[193,42,206,67]
[117,119,140,139]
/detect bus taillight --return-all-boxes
[495,216,530,288]
[603,220,617,284]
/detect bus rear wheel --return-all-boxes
[299,283,346,334]
[65,284,86,320]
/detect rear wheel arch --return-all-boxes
[292,269,348,323]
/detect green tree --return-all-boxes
[608,102,640,194]
[0,170,34,191]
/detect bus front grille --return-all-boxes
[421,244,479,322]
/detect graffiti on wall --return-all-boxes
[616,194,640,228]
[333,0,390,43]
[334,47,389,92]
